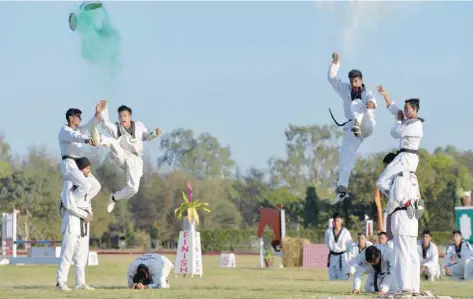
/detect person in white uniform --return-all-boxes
[418,230,441,281]
[58,105,103,207]
[375,86,424,198]
[327,52,377,205]
[444,230,473,280]
[349,232,373,275]
[325,212,353,280]
[56,158,95,291]
[351,244,396,296]
[96,101,162,213]
[377,231,393,249]
[127,253,174,289]
[387,166,422,295]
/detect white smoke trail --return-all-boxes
[315,1,409,58]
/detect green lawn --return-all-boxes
[0,254,470,298]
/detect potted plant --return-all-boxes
[264,250,273,268]
[174,183,211,230]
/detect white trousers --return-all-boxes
[328,252,349,280]
[446,258,469,279]
[337,105,375,188]
[464,258,473,280]
[56,230,90,286]
[423,264,441,281]
[393,235,420,293]
[364,272,388,293]
[376,153,418,196]
[101,136,143,201]
[60,159,101,200]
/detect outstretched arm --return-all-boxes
[327,52,350,98]
[100,106,119,138]
[139,122,162,142]
[377,86,401,116]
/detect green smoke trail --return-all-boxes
[69,2,122,77]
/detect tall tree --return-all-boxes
[158,129,235,179]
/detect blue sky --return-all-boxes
[0,1,472,171]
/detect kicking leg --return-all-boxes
[107,154,143,213]
[335,130,362,205]
[101,136,125,168]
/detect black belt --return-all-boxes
[374,271,385,292]
[389,206,407,216]
[329,108,351,127]
[79,208,89,237]
[398,148,418,155]
[62,155,79,161]
[328,250,346,269]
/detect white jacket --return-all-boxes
[60,180,91,236]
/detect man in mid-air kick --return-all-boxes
[327,52,377,205]
[94,101,162,213]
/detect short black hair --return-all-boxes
[365,245,381,263]
[358,232,366,237]
[422,230,432,236]
[132,264,150,285]
[332,212,343,220]
[348,69,363,80]
[76,157,91,170]
[383,153,397,165]
[118,105,132,114]
[452,230,462,236]
[65,108,82,122]
[405,98,420,112]
[378,231,387,237]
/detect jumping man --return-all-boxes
[96,101,162,213]
[327,52,377,205]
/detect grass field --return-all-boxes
[0,254,471,298]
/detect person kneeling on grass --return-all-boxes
[127,253,174,290]
[351,244,397,296]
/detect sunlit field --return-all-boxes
[0,254,470,298]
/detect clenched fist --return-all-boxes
[332,52,339,64]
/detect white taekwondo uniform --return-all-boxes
[325,226,353,280]
[57,116,101,203]
[353,244,397,294]
[57,180,94,289]
[99,107,159,211]
[127,253,174,289]
[327,61,376,192]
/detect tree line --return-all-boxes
[0,124,471,250]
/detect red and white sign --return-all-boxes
[174,231,203,277]
[302,244,329,268]
[220,253,236,268]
